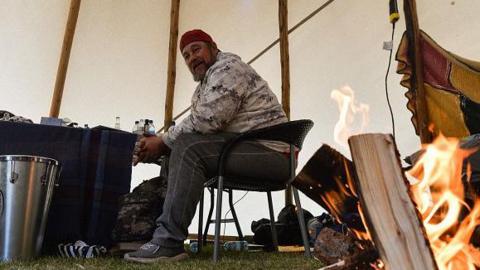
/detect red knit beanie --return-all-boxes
[180,29,216,52]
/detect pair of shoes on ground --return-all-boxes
[124,242,188,263]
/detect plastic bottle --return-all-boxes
[223,240,249,251]
[132,120,142,165]
[143,119,149,135]
[143,119,156,136]
[115,116,121,130]
[189,241,199,254]
[138,119,145,134]
[146,120,156,136]
[132,121,140,134]
[143,119,152,135]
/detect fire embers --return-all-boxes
[313,228,378,270]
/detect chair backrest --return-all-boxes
[241,119,314,150]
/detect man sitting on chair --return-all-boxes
[124,29,289,263]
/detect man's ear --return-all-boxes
[209,42,219,53]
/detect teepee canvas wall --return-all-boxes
[2,0,480,235]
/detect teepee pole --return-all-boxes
[403,0,432,143]
[49,0,81,118]
[279,0,294,205]
[164,0,180,130]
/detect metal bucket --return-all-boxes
[0,155,60,261]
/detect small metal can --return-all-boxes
[223,240,249,251]
[189,241,198,253]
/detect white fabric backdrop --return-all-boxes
[2,0,479,236]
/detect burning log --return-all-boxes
[293,144,366,233]
[314,228,378,270]
[348,133,438,270]
[407,134,480,269]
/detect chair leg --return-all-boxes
[228,189,244,241]
[267,191,279,251]
[213,176,224,262]
[197,190,204,252]
[203,187,214,245]
[292,187,312,257]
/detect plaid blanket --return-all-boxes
[0,122,136,253]
[396,30,480,138]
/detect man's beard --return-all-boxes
[192,67,208,82]
[193,72,204,82]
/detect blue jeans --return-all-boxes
[151,133,289,248]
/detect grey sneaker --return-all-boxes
[124,242,188,263]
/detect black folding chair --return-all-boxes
[196,119,314,262]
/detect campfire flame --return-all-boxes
[327,85,372,240]
[328,86,480,268]
[407,134,480,269]
[331,85,369,150]
[330,85,371,240]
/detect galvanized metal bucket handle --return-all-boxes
[54,165,62,187]
[0,190,3,218]
[9,161,18,184]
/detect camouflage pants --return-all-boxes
[151,132,289,248]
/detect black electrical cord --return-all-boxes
[385,23,397,138]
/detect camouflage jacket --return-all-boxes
[161,52,288,151]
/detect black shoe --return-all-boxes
[124,242,188,263]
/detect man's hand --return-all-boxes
[134,135,170,165]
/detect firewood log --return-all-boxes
[348,133,438,270]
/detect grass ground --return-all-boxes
[0,247,323,270]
